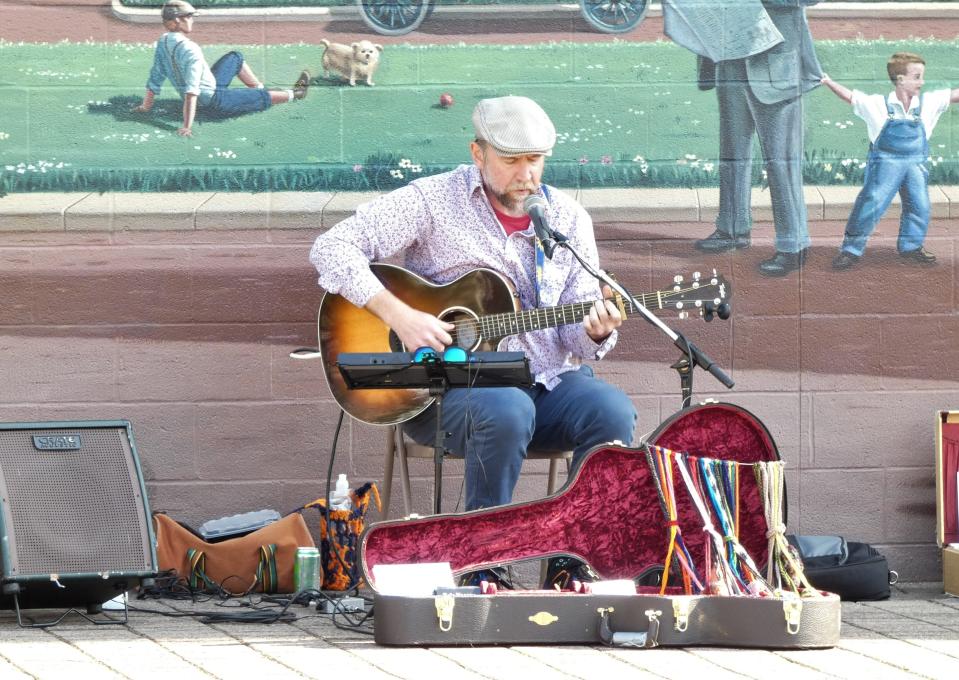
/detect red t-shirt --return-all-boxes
[491,204,531,236]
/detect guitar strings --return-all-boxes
[446,285,708,342]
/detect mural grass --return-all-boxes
[2,37,959,194]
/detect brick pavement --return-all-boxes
[0,582,957,679]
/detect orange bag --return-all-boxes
[153,512,315,594]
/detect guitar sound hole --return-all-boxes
[386,307,482,353]
[440,307,481,351]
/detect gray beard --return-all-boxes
[483,180,523,213]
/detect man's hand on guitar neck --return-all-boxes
[366,289,455,353]
[583,285,623,344]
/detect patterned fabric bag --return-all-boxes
[303,482,381,590]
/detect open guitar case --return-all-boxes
[361,402,841,648]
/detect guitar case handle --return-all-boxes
[597,607,661,648]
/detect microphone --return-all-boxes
[523,193,557,259]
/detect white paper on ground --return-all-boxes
[101,592,127,611]
[372,562,455,596]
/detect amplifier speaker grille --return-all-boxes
[0,421,156,610]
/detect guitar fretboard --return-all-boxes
[466,294,656,344]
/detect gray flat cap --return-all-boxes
[162,0,198,21]
[472,96,556,157]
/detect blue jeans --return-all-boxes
[204,51,271,117]
[842,151,930,257]
[403,365,637,510]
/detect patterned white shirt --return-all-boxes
[309,163,618,389]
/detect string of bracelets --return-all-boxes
[644,445,822,600]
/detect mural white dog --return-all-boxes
[320,39,383,87]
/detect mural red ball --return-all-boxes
[439,93,454,108]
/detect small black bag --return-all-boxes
[787,535,897,601]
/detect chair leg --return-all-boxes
[547,458,561,495]
[381,426,396,521]
[396,427,414,517]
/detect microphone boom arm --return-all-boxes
[550,232,734,406]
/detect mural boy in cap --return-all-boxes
[133,0,310,137]
[310,95,636,537]
[822,52,959,270]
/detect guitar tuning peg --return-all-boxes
[678,310,689,320]
[717,303,731,320]
[673,275,684,284]
[693,271,701,281]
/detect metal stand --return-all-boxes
[670,356,694,409]
[336,351,532,514]
[429,377,449,515]
[543,227,734,407]
[11,591,129,629]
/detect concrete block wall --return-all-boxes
[2,2,959,582]
[1,191,957,580]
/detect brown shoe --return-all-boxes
[898,247,936,266]
[293,70,311,100]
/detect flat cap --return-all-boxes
[472,96,556,157]
[162,0,198,21]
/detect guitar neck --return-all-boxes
[477,293,656,344]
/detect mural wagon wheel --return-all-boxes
[357,0,432,36]
[579,0,649,34]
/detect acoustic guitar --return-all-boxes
[318,264,730,425]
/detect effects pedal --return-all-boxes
[319,596,365,614]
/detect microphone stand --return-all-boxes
[546,229,734,409]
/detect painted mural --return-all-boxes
[1,8,956,189]
[1,0,958,581]
[3,2,959,266]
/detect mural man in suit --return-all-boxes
[668,1,823,276]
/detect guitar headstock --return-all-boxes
[664,270,731,321]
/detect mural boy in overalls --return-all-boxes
[132,0,311,138]
[822,52,959,270]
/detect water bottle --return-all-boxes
[330,473,352,511]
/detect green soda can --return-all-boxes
[293,546,322,593]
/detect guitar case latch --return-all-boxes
[435,594,455,632]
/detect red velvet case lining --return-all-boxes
[362,403,780,587]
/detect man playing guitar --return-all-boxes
[309,96,637,545]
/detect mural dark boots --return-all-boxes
[832,251,861,270]
[758,247,809,277]
[899,247,937,265]
[294,70,311,100]
[695,230,751,252]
